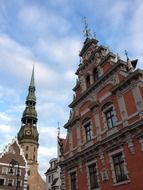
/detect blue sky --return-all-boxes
[0,0,143,178]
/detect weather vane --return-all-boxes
[125,50,129,60]
[83,17,91,39]
[57,122,60,137]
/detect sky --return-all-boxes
[0,0,143,179]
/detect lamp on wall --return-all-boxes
[9,159,20,190]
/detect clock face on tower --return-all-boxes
[25,130,32,136]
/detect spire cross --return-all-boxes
[83,17,90,39]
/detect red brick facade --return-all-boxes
[59,37,143,190]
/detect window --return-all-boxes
[86,75,91,88]
[8,167,15,175]
[2,167,8,175]
[89,164,98,189]
[93,68,99,81]
[84,122,92,142]
[7,179,14,186]
[105,108,116,129]
[70,172,76,190]
[26,146,29,151]
[0,178,5,186]
[49,176,51,183]
[112,153,128,182]
[25,154,28,159]
[16,179,22,187]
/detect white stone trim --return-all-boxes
[68,168,78,190]
[86,159,100,190]
[94,111,101,141]
[7,178,14,186]
[99,92,111,103]
[139,137,143,151]
[108,148,129,184]
[80,108,90,116]
[117,94,128,126]
[132,85,143,118]
[0,177,6,186]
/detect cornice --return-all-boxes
[64,116,80,129]
[111,69,143,93]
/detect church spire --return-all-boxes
[30,65,35,87]
[18,66,39,157]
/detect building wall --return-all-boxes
[59,37,143,190]
[45,158,61,190]
[0,139,28,190]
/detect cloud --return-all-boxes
[38,146,57,158]
[37,36,81,67]
[18,5,71,36]
[0,124,13,133]
[0,112,13,123]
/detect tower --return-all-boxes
[17,66,45,190]
[18,66,39,165]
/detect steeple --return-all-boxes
[30,65,35,87]
[17,66,39,164]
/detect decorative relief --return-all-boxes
[98,149,105,166]
[127,139,135,154]
[121,111,128,126]
[139,137,143,151]
[126,133,135,154]
[101,168,109,181]
[78,159,83,174]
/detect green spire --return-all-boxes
[26,65,36,103]
[17,65,39,146]
[22,66,37,124]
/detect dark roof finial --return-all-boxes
[83,17,91,39]
[57,122,60,137]
[93,32,96,39]
[125,50,129,60]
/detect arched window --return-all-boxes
[26,146,29,151]
[93,68,99,81]
[25,154,28,159]
[86,75,91,88]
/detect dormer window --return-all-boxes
[86,74,91,88]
